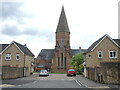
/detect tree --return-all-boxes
[71,53,84,74]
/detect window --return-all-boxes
[5,54,11,60]
[64,57,66,67]
[61,38,64,44]
[16,54,20,60]
[61,53,63,67]
[58,57,60,67]
[109,51,117,58]
[88,54,91,57]
[98,51,102,58]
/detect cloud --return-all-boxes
[0,2,34,24]
[1,25,22,36]
[1,24,54,44]
[0,2,22,18]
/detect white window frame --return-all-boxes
[5,54,11,60]
[98,51,102,58]
[16,54,20,60]
[109,50,117,59]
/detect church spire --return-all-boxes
[56,6,70,33]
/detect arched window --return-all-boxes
[64,57,66,67]
[58,57,60,67]
[61,53,63,66]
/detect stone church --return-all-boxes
[36,6,86,73]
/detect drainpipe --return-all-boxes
[23,44,26,77]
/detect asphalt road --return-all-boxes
[2,74,85,88]
[1,74,119,89]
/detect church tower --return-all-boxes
[52,6,72,73]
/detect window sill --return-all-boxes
[5,59,11,61]
[109,58,117,60]
[98,58,103,60]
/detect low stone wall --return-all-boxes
[2,66,23,80]
[100,62,120,84]
[87,67,95,80]
[86,62,120,84]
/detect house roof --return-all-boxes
[56,6,70,33]
[37,49,54,60]
[86,34,120,53]
[0,44,9,53]
[13,41,34,57]
[113,39,120,46]
[0,41,34,57]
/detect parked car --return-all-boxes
[39,70,49,76]
[67,69,76,76]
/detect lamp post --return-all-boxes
[23,44,26,77]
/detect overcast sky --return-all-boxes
[0,0,119,57]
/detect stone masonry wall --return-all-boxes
[2,66,23,80]
[100,62,120,84]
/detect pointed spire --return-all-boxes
[56,6,70,33]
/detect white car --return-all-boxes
[39,70,49,76]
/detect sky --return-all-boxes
[0,0,119,57]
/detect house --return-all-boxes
[84,34,120,84]
[36,7,86,73]
[0,41,34,79]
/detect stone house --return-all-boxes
[0,41,34,79]
[84,34,120,84]
[36,7,86,73]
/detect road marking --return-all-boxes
[75,78,89,88]
[89,86,110,88]
[33,80,38,83]
[0,84,15,87]
[74,77,110,88]
[73,78,81,86]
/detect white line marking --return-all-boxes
[75,78,89,88]
[74,77,110,88]
[73,78,81,86]
[33,80,37,83]
[0,84,15,87]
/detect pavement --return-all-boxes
[0,73,38,88]
[75,75,120,89]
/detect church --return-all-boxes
[36,6,86,73]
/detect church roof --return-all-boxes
[37,49,54,60]
[37,49,86,61]
[71,49,87,56]
[56,6,70,33]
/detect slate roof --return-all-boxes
[37,49,54,60]
[0,44,9,53]
[113,39,120,46]
[71,49,86,56]
[86,34,120,53]
[13,41,34,57]
[56,6,70,33]
[0,41,34,57]
[37,48,86,60]
[85,34,107,53]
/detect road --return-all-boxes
[1,74,119,89]
[1,74,85,88]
